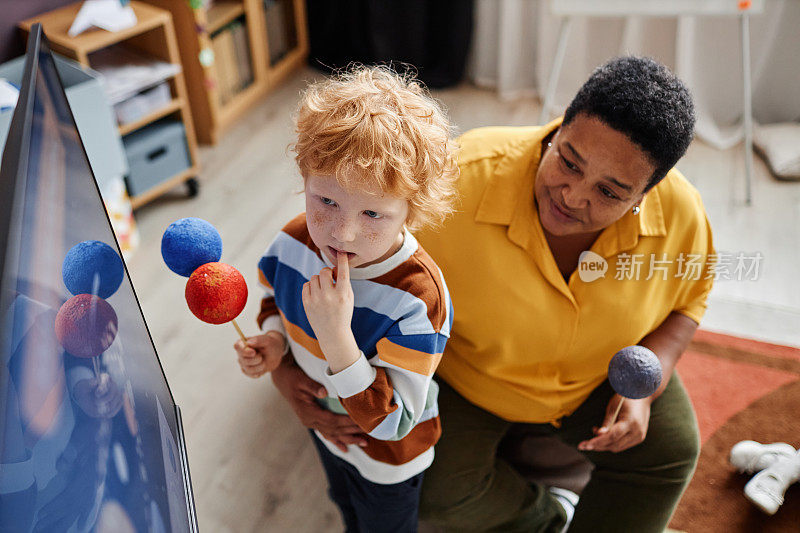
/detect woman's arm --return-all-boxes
[270,356,368,452]
[577,311,698,453]
[639,311,699,401]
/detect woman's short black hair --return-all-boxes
[563,56,695,192]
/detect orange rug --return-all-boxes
[669,330,800,532]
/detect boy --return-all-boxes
[234,66,458,532]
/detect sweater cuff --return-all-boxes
[260,315,289,355]
[326,352,376,398]
[260,314,286,336]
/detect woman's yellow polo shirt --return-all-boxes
[415,120,715,424]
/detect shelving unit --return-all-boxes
[142,0,309,144]
[207,1,246,33]
[118,97,183,136]
[19,1,201,209]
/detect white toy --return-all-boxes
[730,440,800,515]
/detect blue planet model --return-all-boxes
[62,240,124,298]
[608,345,663,399]
[161,217,223,277]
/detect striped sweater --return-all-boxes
[256,214,453,484]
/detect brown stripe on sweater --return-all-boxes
[280,213,326,262]
[370,246,448,331]
[360,417,441,465]
[256,297,279,329]
[341,368,398,433]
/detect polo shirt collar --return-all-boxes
[591,175,667,264]
[474,117,667,260]
[474,120,555,227]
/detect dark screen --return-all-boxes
[0,27,193,533]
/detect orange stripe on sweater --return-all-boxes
[376,338,442,376]
[282,312,326,360]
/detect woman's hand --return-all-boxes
[270,356,367,452]
[577,312,698,453]
[577,395,652,453]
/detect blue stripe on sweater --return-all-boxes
[259,256,449,357]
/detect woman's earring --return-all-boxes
[632,205,641,215]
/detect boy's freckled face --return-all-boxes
[305,175,409,268]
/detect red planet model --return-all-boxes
[55,294,118,358]
[184,262,248,325]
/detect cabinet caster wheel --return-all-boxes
[186,177,199,197]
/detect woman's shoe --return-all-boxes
[729,440,796,474]
[549,486,579,533]
[743,452,800,515]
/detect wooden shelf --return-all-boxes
[130,166,197,209]
[207,0,246,34]
[19,2,170,63]
[142,0,309,144]
[118,98,183,136]
[19,1,201,210]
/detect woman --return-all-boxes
[269,56,714,532]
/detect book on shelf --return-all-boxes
[211,28,237,104]
[211,19,256,105]
[229,21,254,91]
[263,0,290,64]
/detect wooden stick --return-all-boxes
[92,357,109,395]
[231,318,247,343]
[608,397,624,427]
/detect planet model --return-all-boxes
[184,262,247,324]
[607,345,663,399]
[62,240,124,298]
[161,217,223,277]
[55,294,118,358]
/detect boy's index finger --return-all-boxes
[336,251,350,288]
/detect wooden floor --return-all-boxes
[125,67,800,532]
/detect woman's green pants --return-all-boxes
[420,374,700,533]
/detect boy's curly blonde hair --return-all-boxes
[292,65,459,231]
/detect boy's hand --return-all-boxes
[302,252,354,347]
[233,331,287,378]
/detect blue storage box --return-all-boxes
[123,119,190,196]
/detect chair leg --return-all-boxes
[741,12,754,205]
[538,16,572,126]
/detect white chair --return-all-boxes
[540,0,765,205]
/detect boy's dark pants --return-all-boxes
[310,431,424,533]
[419,374,700,533]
